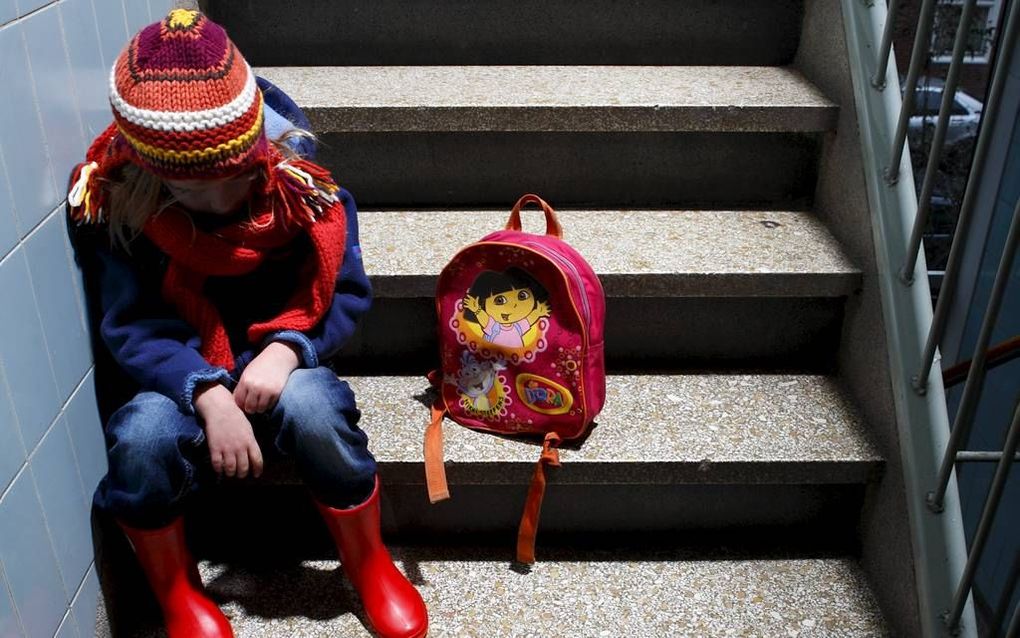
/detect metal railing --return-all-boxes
[869,0,1020,634]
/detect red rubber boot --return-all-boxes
[315,478,428,638]
[119,518,234,638]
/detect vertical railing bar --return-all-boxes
[900,0,979,285]
[929,198,1020,511]
[1007,594,1020,638]
[885,0,940,185]
[990,550,1020,637]
[915,0,1020,393]
[947,399,1020,631]
[872,0,904,89]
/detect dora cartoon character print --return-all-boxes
[462,268,551,350]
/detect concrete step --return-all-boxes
[256,66,838,134]
[337,210,860,372]
[351,373,881,485]
[207,0,804,66]
[255,66,836,207]
[358,209,858,298]
[195,374,882,540]
[99,549,889,637]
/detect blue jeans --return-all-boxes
[94,367,377,528]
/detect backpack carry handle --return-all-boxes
[506,194,563,239]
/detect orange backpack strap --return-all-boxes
[505,194,563,239]
[424,402,450,503]
[516,432,562,564]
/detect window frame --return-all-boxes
[930,0,1002,64]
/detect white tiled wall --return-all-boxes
[0,2,175,636]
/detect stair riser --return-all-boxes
[333,297,845,374]
[381,484,866,538]
[203,0,803,66]
[320,132,821,208]
[181,484,865,558]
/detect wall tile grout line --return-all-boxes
[2,0,61,29]
[24,366,93,461]
[69,561,96,605]
[18,6,66,223]
[61,208,91,336]
[55,1,90,160]
[56,608,78,638]
[62,367,98,509]
[0,357,94,499]
[0,142,21,265]
[117,0,130,49]
[0,561,28,637]
[20,202,68,245]
[17,238,70,430]
[0,464,28,510]
[0,202,66,271]
[28,456,74,603]
[57,0,100,261]
[0,131,21,251]
[0,352,29,496]
[88,0,112,71]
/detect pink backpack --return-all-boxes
[424,194,606,563]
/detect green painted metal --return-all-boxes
[840,1,976,636]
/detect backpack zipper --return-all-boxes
[522,241,591,325]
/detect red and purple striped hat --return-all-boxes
[108,9,267,180]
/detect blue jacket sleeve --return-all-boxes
[267,188,373,367]
[94,239,232,415]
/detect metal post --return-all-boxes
[900,0,978,285]
[872,0,904,89]
[947,400,1020,632]
[885,0,939,185]
[929,197,1020,511]
[914,0,1020,393]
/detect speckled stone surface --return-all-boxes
[255,66,838,132]
[330,374,883,486]
[357,209,861,298]
[96,549,888,637]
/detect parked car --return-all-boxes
[904,76,984,149]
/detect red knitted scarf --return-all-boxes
[69,125,347,371]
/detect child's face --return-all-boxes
[484,287,536,324]
[163,169,258,215]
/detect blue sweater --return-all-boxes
[73,187,372,417]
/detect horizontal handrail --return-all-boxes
[943,335,1020,388]
[956,451,1020,463]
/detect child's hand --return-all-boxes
[194,384,263,478]
[234,341,301,414]
[463,295,481,314]
[535,300,551,318]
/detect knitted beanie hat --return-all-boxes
[109,9,266,180]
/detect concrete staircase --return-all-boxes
[96,0,922,634]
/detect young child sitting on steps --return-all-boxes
[66,9,428,638]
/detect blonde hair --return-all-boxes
[103,129,318,248]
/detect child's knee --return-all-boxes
[106,392,203,469]
[277,367,358,424]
